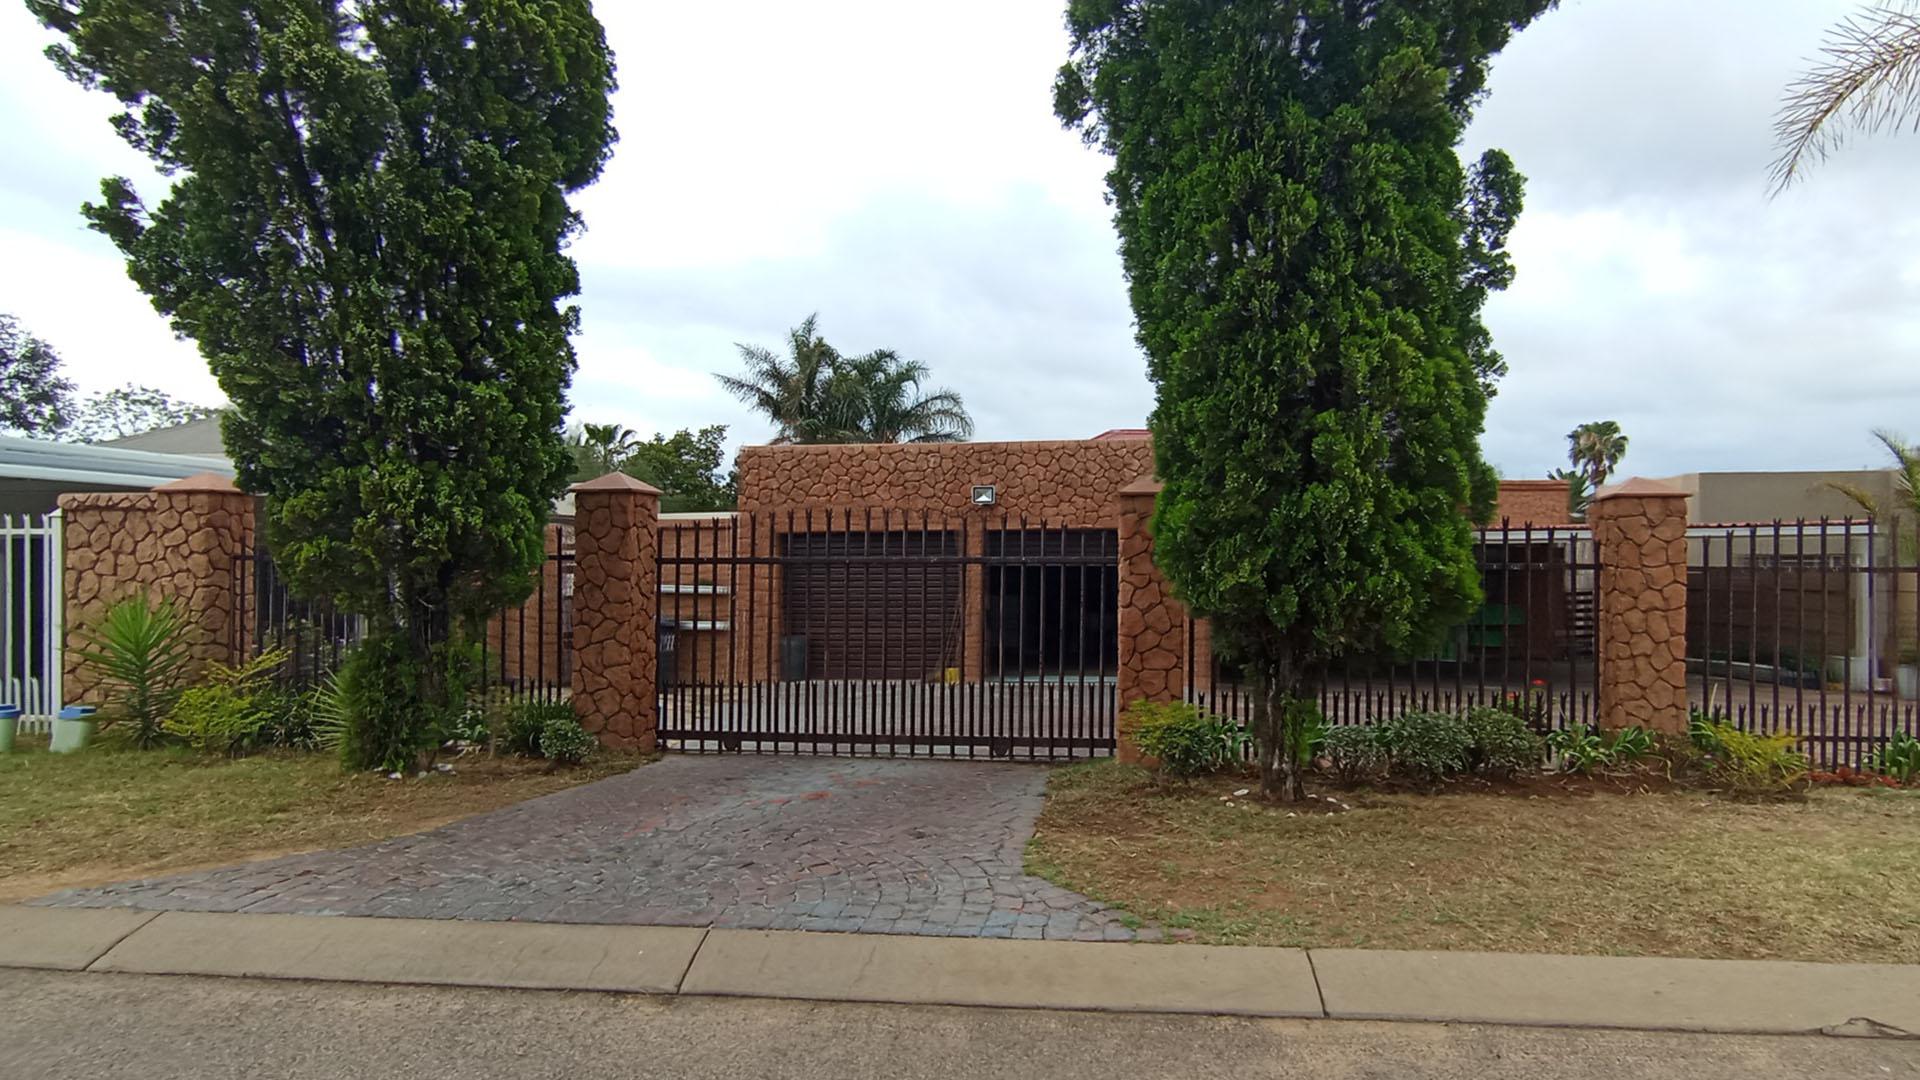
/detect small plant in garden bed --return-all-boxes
[1545,723,1655,775]
[536,709,595,766]
[1685,716,1809,797]
[1125,700,1247,779]
[164,648,294,755]
[75,593,195,749]
[1866,730,1920,785]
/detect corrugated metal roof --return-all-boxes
[0,435,234,489]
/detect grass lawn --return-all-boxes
[1026,760,1920,963]
[0,736,646,902]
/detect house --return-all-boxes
[0,435,234,517]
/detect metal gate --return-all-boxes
[657,510,1118,759]
[1,513,63,733]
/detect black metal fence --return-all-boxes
[656,510,1118,760]
[1186,522,1602,733]
[232,544,362,686]
[478,530,573,705]
[1690,518,1920,767]
[235,532,573,705]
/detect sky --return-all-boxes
[2,1,1917,480]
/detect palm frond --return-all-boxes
[1772,3,1920,193]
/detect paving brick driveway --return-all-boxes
[36,756,1140,941]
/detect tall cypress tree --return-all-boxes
[1057,1,1550,798]
[32,1,618,769]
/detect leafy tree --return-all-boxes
[1773,2,1920,192]
[1057,0,1551,800]
[1548,466,1590,521]
[33,0,618,770]
[1567,420,1628,492]
[621,425,738,513]
[570,422,641,478]
[718,315,845,444]
[825,350,973,444]
[718,314,973,443]
[567,421,737,512]
[68,383,220,443]
[0,314,75,437]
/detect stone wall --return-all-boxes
[61,474,253,703]
[1590,479,1690,733]
[736,439,1156,523]
[1115,478,1185,762]
[570,474,661,750]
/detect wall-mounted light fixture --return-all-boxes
[970,484,998,506]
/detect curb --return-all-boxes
[2,906,1915,1039]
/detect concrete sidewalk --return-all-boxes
[2,905,1915,1039]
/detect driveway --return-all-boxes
[34,756,1139,941]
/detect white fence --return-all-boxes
[2,512,61,733]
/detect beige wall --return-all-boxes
[1654,470,1899,525]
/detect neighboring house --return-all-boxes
[0,435,235,517]
[98,416,229,457]
[1652,470,1902,526]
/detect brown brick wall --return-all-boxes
[736,439,1155,525]
[61,481,253,704]
[1591,483,1690,733]
[1115,483,1185,762]
[570,478,660,750]
[1496,480,1577,526]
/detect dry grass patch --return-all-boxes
[0,737,646,901]
[1026,760,1920,962]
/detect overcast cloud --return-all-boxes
[2,1,1916,480]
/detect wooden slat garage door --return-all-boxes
[781,530,963,680]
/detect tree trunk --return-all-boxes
[1252,646,1306,802]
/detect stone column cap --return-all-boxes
[571,472,663,496]
[1592,477,1686,502]
[152,472,243,494]
[1118,473,1162,497]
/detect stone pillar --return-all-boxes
[61,472,254,703]
[570,473,661,750]
[1115,475,1187,762]
[1590,478,1690,734]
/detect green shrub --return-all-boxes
[164,648,290,755]
[1692,719,1808,796]
[75,593,195,749]
[508,700,576,757]
[1373,711,1471,784]
[1321,725,1383,784]
[538,711,595,765]
[1867,731,1920,784]
[1546,723,1656,775]
[1462,707,1544,778]
[1126,700,1246,778]
[1606,725,1656,764]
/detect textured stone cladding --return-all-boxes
[61,488,254,702]
[1495,480,1579,526]
[1115,487,1185,763]
[1591,489,1690,733]
[571,486,660,750]
[736,439,1156,523]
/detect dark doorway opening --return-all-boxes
[986,529,1118,680]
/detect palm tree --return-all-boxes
[825,349,973,444]
[1772,3,1920,192]
[1567,421,1629,492]
[717,316,973,444]
[1548,467,1591,521]
[1828,429,1920,521]
[716,314,845,444]
[570,422,639,478]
